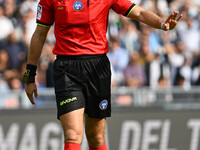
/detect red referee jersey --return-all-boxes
[36,0,136,55]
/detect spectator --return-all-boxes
[124,51,146,87]
[20,5,37,47]
[0,4,14,41]
[40,42,55,87]
[192,58,200,85]
[174,56,192,89]
[0,78,10,92]
[0,30,27,69]
[177,12,200,62]
[108,10,121,39]
[140,24,161,55]
[158,75,171,88]
[107,37,129,86]
[0,49,10,74]
[192,56,200,86]
[9,77,22,90]
[2,69,22,90]
[138,35,156,86]
[3,0,17,19]
[138,35,155,65]
[19,0,37,16]
[167,40,185,85]
[118,16,140,52]
[36,42,55,88]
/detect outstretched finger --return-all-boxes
[166,11,178,22]
[27,93,35,104]
[166,12,175,22]
[173,11,178,19]
[34,88,38,99]
[176,14,183,22]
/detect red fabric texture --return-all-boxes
[36,0,134,55]
[64,143,81,150]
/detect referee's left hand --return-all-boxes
[25,83,38,104]
[162,11,183,31]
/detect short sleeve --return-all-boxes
[36,0,54,27]
[111,0,136,17]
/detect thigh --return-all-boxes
[60,108,85,144]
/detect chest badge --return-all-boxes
[73,1,83,11]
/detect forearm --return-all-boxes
[28,34,45,65]
[128,5,163,29]
[27,26,50,66]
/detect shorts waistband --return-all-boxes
[56,54,106,60]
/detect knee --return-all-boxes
[86,131,105,147]
[64,128,83,144]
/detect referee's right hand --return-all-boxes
[25,83,38,104]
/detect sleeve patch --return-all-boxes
[37,4,42,12]
[37,4,43,20]
[36,12,42,20]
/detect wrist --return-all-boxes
[161,20,165,30]
[23,64,37,83]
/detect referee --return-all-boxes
[23,0,182,150]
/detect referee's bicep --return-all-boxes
[34,25,51,39]
[127,5,144,20]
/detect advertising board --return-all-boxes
[0,109,200,150]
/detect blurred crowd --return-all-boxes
[0,0,200,92]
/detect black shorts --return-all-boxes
[53,54,111,119]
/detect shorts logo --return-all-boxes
[60,97,77,106]
[99,100,108,110]
[73,1,83,11]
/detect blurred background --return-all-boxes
[0,0,200,150]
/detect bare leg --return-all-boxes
[85,114,106,148]
[60,108,85,144]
